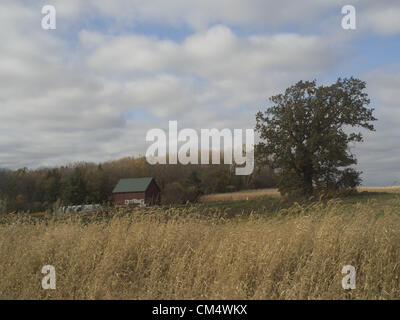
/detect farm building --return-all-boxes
[112,177,161,206]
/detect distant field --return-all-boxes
[199,186,400,204]
[358,186,400,194]
[1,191,400,299]
[199,188,281,203]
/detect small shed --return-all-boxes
[112,177,161,206]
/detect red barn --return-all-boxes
[112,177,161,206]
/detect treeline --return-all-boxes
[0,156,275,213]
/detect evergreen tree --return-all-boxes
[62,168,87,205]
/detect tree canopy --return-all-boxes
[255,77,377,197]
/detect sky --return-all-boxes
[0,0,400,186]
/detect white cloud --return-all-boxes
[58,0,342,30]
[81,25,338,115]
[362,3,400,36]
[82,25,335,75]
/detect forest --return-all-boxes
[0,156,275,213]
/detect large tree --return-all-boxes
[255,78,377,197]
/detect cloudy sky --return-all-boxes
[1,1,400,185]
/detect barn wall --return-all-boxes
[146,180,161,205]
[113,192,145,205]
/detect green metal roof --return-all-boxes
[112,177,154,193]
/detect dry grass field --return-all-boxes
[358,186,400,194]
[199,186,400,203]
[199,188,281,203]
[1,189,400,300]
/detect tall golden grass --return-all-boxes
[1,199,400,300]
